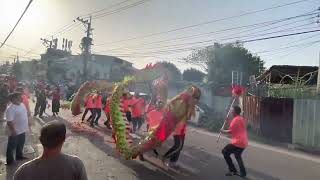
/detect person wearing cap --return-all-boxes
[13,121,88,180]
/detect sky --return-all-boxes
[0,0,319,72]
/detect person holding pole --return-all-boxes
[220,105,248,178]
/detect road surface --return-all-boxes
[1,107,320,180]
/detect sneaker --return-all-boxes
[225,172,237,176]
[165,162,178,168]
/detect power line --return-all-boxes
[0,0,33,49]
[80,0,136,18]
[240,29,320,43]
[0,43,41,56]
[91,0,152,19]
[98,12,318,53]
[95,0,313,46]
[97,29,320,58]
[99,22,318,55]
[268,40,320,60]
[256,38,320,54]
[47,0,151,38]
[254,33,320,54]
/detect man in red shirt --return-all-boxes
[93,91,103,126]
[81,94,96,125]
[131,92,145,133]
[220,105,248,178]
[121,92,131,123]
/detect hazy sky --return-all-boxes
[0,0,319,71]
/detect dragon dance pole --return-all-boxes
[217,97,237,143]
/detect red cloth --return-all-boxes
[121,97,130,112]
[131,97,145,118]
[104,99,111,113]
[145,104,156,113]
[22,94,30,113]
[85,95,94,109]
[94,95,103,108]
[229,115,248,148]
[174,121,187,136]
[147,110,163,130]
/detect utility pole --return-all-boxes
[76,16,93,82]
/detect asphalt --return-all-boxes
[1,106,320,180]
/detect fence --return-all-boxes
[243,96,261,133]
[243,96,293,143]
[293,99,320,149]
[260,97,293,143]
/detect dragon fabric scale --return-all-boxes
[70,63,201,159]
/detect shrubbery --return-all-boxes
[196,103,225,132]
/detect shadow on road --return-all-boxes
[33,114,280,180]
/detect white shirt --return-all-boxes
[6,103,29,135]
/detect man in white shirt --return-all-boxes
[6,92,29,165]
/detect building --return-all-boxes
[40,48,133,84]
[256,65,318,85]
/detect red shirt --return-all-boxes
[131,97,145,118]
[104,99,111,113]
[147,109,163,130]
[94,95,103,109]
[229,115,248,148]
[85,95,94,109]
[22,94,30,113]
[174,121,187,136]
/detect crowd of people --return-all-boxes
[0,78,248,179]
[0,80,88,179]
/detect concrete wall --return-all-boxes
[293,99,320,149]
[212,96,233,114]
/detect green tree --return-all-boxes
[157,61,181,82]
[183,68,205,82]
[185,43,265,87]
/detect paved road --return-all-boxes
[1,107,320,180]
